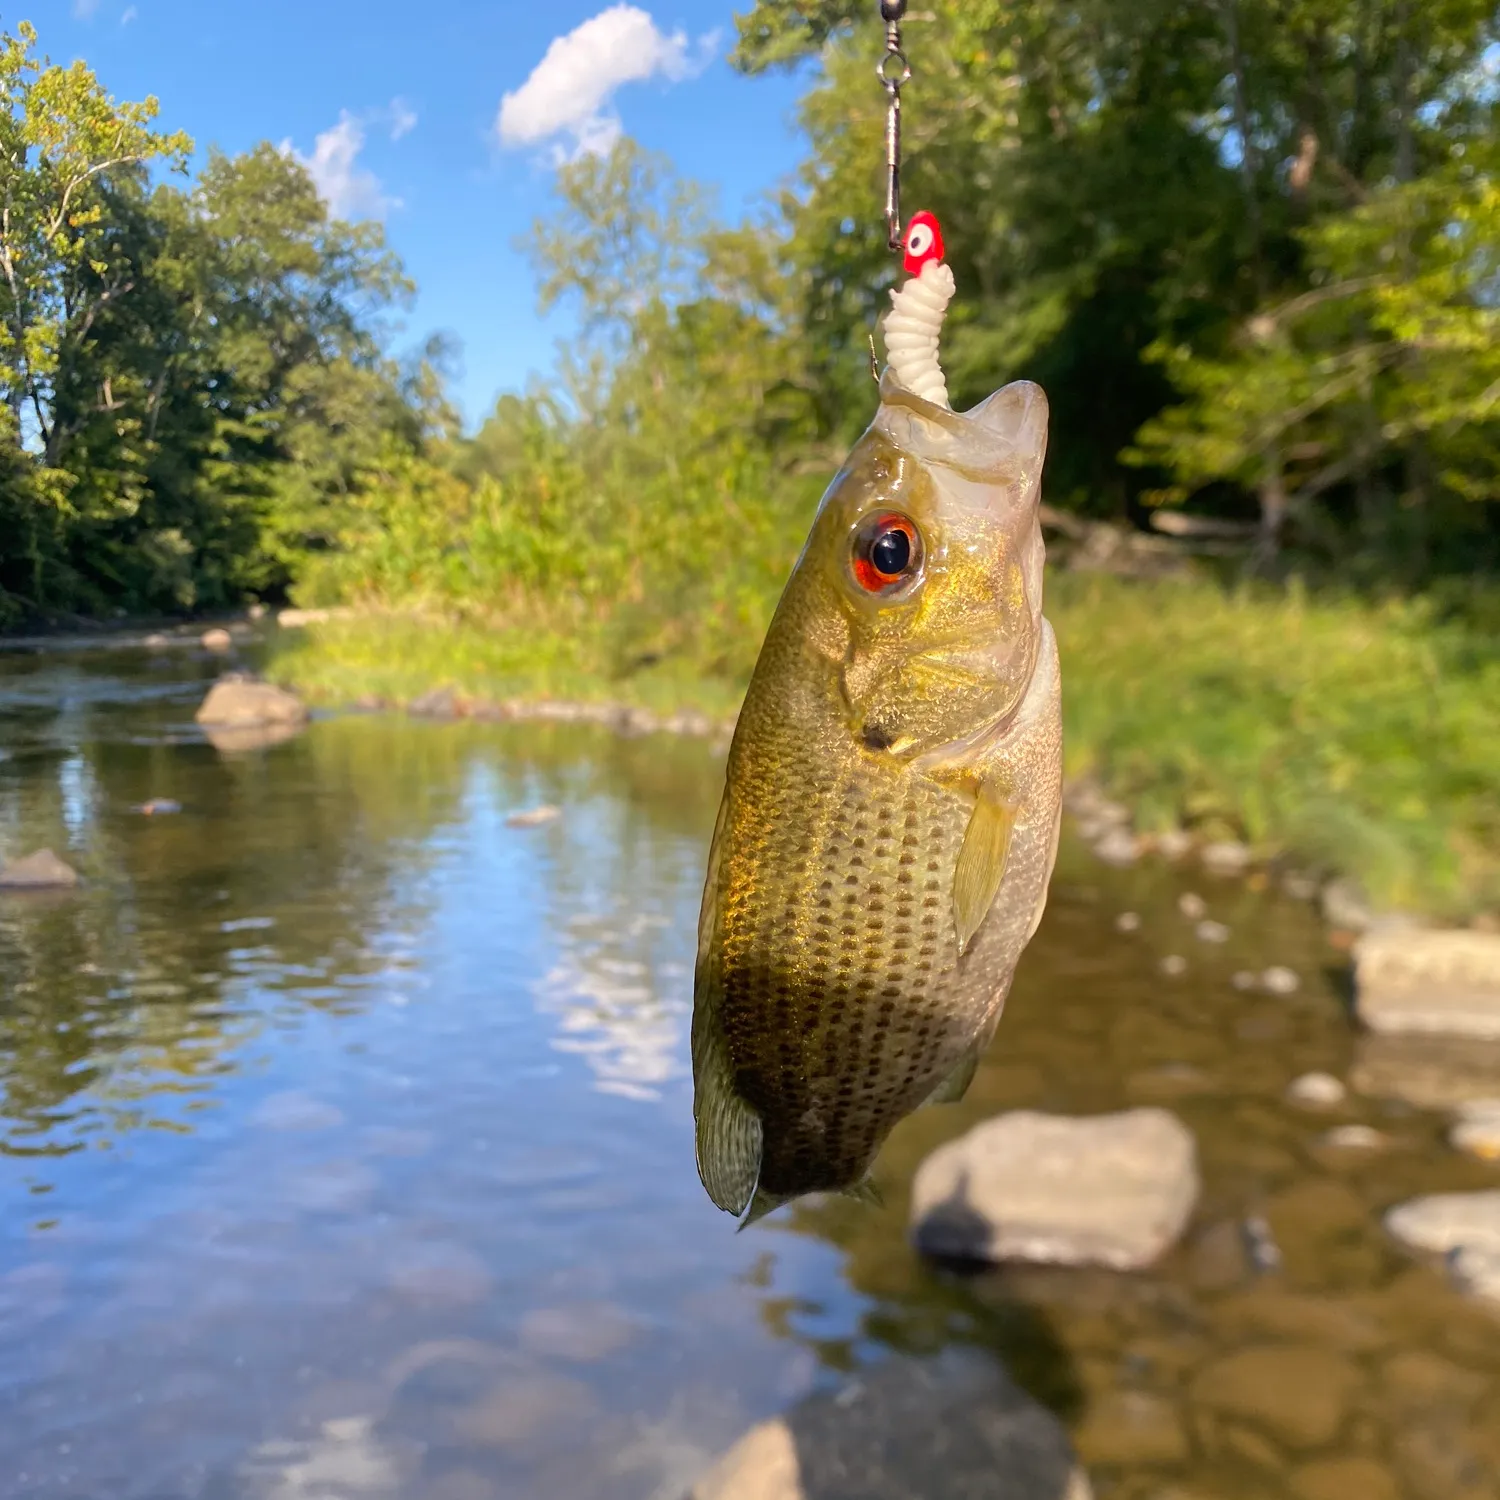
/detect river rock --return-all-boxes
[1189,1345,1361,1448]
[1154,828,1193,860]
[203,721,305,754]
[1386,1191,1500,1306]
[1351,1033,1500,1109]
[910,1108,1198,1269]
[1450,1101,1500,1160]
[1321,877,1374,932]
[1072,1390,1187,1468]
[1290,1457,1399,1500]
[1200,840,1251,876]
[1177,892,1207,920]
[408,686,458,718]
[1195,918,1230,944]
[686,1350,1091,1500]
[1355,928,1500,1038]
[1286,1072,1346,1108]
[195,675,308,729]
[201,627,233,651]
[0,849,80,889]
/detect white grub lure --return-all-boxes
[882,211,956,408]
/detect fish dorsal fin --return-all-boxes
[692,792,764,1217]
[952,780,1017,956]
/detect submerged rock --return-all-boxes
[201,627,233,651]
[0,849,80,889]
[203,722,304,754]
[1386,1191,1500,1307]
[1351,1033,1500,1110]
[686,1350,1091,1500]
[506,805,561,829]
[1261,964,1300,995]
[910,1108,1198,1270]
[1355,928,1500,1039]
[196,675,308,729]
[1189,1345,1360,1449]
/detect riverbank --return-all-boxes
[257,576,1499,925]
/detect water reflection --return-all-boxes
[3,647,1499,1500]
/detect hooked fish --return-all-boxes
[691,220,1063,1225]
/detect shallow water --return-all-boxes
[0,646,1496,1500]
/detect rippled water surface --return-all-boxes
[1,645,1497,1500]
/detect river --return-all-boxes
[1,643,1496,1500]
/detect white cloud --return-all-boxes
[120,5,138,23]
[387,97,418,141]
[497,4,716,159]
[282,113,397,222]
[72,0,101,18]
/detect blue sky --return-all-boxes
[46,0,815,429]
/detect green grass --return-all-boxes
[268,577,1500,920]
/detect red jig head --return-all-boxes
[901,211,945,274]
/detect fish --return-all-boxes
[691,366,1064,1226]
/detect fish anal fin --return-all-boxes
[692,791,763,1218]
[952,780,1017,955]
[923,1045,982,1107]
[695,1061,763,1218]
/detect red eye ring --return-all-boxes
[851,511,923,594]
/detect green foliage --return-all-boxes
[0,22,430,624]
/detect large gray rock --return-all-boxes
[196,676,308,730]
[686,1351,1091,1500]
[1385,1191,1500,1308]
[910,1109,1198,1269]
[1355,928,1500,1039]
[0,849,79,889]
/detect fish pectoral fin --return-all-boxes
[952,780,1017,956]
[843,1175,884,1210]
[923,1045,982,1106]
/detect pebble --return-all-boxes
[0,849,80,889]
[1195,919,1230,944]
[1287,1072,1347,1107]
[1114,911,1141,933]
[910,1107,1199,1270]
[1200,840,1252,876]
[1318,1124,1389,1152]
[1450,1100,1500,1161]
[506,805,561,828]
[200,627,233,651]
[1160,955,1187,977]
[1231,970,1259,992]
[1355,928,1500,1040]
[1261,965,1300,995]
[1177,892,1207,920]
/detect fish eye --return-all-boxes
[905,223,933,257]
[851,511,923,595]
